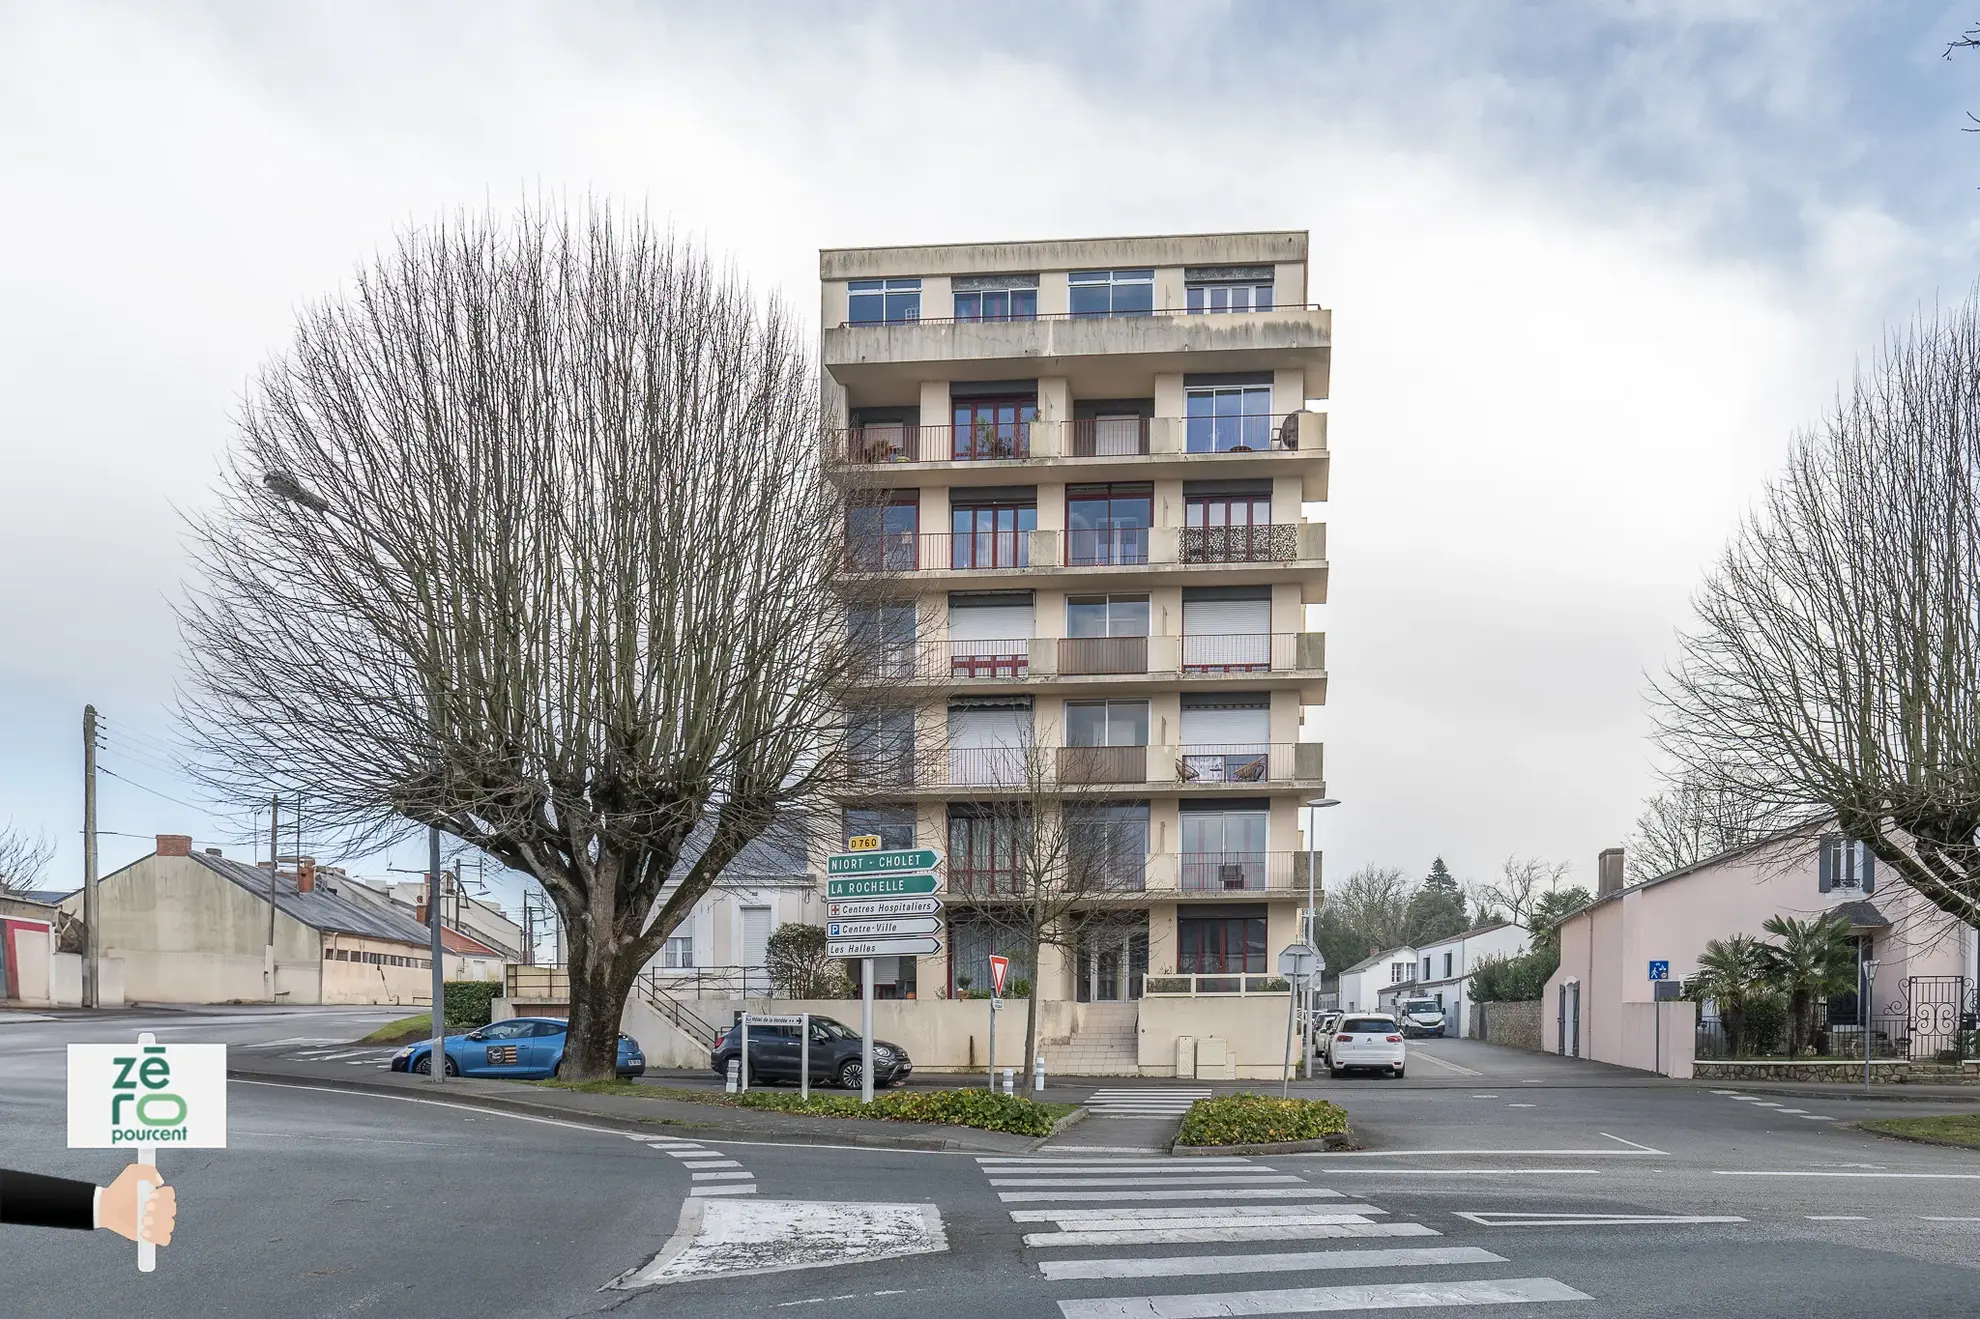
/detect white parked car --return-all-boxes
[1328,1012,1407,1079]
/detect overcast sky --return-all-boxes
[3,1,1977,917]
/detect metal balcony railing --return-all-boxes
[1171,743,1325,785]
[831,413,1323,466]
[844,531,1034,572]
[1173,851,1317,894]
[840,742,1322,791]
[1058,634,1149,676]
[1179,524,1298,564]
[1071,417,1151,457]
[1056,744,1150,785]
[1144,972,1290,996]
[845,634,1324,683]
[834,302,1331,330]
[836,423,1031,464]
[1065,527,1152,566]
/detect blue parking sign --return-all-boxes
[1648,960,1670,981]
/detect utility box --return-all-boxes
[1196,1036,1236,1080]
[1174,1035,1197,1080]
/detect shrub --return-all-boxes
[443,980,501,1031]
[1177,1092,1350,1147]
[1008,977,1033,998]
[765,923,854,998]
[725,1087,1061,1135]
[1144,977,1187,994]
[1469,949,1556,1003]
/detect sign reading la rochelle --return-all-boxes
[68,1042,229,1149]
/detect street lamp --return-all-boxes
[1302,797,1339,1080]
[265,470,447,1086]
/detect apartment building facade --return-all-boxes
[820,231,1330,1027]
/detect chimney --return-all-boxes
[297,857,317,894]
[1597,847,1625,898]
[155,834,192,857]
[414,897,427,925]
[203,847,223,857]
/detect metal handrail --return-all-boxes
[636,969,724,1042]
[835,302,1331,330]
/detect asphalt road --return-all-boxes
[6,1010,1980,1318]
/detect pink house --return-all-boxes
[1544,829,1976,1076]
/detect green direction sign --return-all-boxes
[826,872,940,899]
[828,848,941,876]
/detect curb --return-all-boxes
[1696,1082,1980,1105]
[1172,1130,1358,1157]
[1852,1122,1980,1152]
[1045,1106,1090,1139]
[229,1067,1040,1152]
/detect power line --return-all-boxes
[96,766,251,819]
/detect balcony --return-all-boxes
[829,414,1328,498]
[838,741,1325,796]
[847,633,1328,697]
[821,304,1332,396]
[946,864,1148,899]
[842,525,1327,596]
[1171,851,1317,895]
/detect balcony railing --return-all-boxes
[1058,634,1149,676]
[840,741,1323,791]
[1179,524,1298,564]
[1065,527,1151,566]
[1144,972,1290,996]
[1056,744,1149,786]
[835,302,1331,330]
[830,413,1323,466]
[1175,851,1317,894]
[845,526,1322,575]
[1071,417,1151,457]
[850,634,1323,683]
[845,531,1034,573]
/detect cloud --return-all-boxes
[0,1,1971,901]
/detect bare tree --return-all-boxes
[931,731,1155,1085]
[1471,855,1571,928]
[178,203,875,1077]
[1624,773,1777,883]
[1323,864,1412,952]
[1654,293,1980,928]
[0,823,54,897]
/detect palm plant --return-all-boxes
[1758,913,1857,1056]
[1687,934,1770,1056]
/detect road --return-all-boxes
[5,1011,1979,1317]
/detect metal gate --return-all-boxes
[1558,980,1580,1057]
[1882,976,1978,1061]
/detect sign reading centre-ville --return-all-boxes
[68,1042,228,1149]
[826,873,940,899]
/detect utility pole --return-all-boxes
[82,705,99,1010]
[428,824,445,1085]
[266,794,280,1001]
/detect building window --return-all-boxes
[1179,805,1268,892]
[1067,802,1149,891]
[1390,962,1409,983]
[849,706,917,785]
[950,499,1036,569]
[849,601,917,679]
[948,805,1025,895]
[844,806,916,850]
[1066,594,1150,639]
[954,275,1038,322]
[848,278,921,324]
[1066,483,1152,566]
[1443,951,1454,978]
[1178,908,1267,974]
[1069,269,1155,318]
[1065,700,1150,748]
[1820,834,1876,892]
[1186,265,1275,314]
[1423,957,1432,980]
[662,936,694,970]
[847,495,919,571]
[1185,384,1274,453]
[952,395,1036,460]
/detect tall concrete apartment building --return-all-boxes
[819,231,1329,1040]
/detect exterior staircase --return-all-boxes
[1042,1002,1142,1077]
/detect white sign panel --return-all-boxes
[741,1013,806,1028]
[828,917,942,939]
[828,936,943,958]
[68,1042,228,1149]
[827,897,943,920]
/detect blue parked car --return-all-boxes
[390,1016,645,1079]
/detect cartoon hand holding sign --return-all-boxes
[46,1030,227,1270]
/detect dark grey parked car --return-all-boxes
[710,1015,912,1090]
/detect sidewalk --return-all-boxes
[1700,1078,1980,1105]
[229,1055,1051,1152]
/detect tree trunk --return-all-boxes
[1022,931,1045,1089]
[563,934,641,1081]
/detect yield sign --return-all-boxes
[988,954,1010,997]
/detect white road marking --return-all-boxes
[1799,1115,1837,1121]
[1000,1188,1356,1204]
[232,1079,650,1140]
[1027,1221,1440,1248]
[1920,1216,1980,1221]
[1296,1148,1656,1158]
[1777,1109,1808,1114]
[1297,1169,1605,1176]
[692,1171,756,1181]
[1471,1094,1499,1099]
[1032,1145,1167,1154]
[1017,1208,1389,1233]
[1039,1246,1506,1281]
[1010,1203,1352,1221]
[1407,1051,1482,1077]
[1805,1215,1869,1221]
[681,1159,742,1169]
[689,1184,759,1196]
[664,1149,715,1159]
[1598,1133,1667,1154]
[614,1199,945,1288]
[988,1176,1303,1188]
[987,1166,1264,1176]
[1710,1089,1741,1095]
[1716,1171,1980,1179]
[1751,1102,1783,1108]
[979,1157,1254,1165]
[1056,1276,1591,1317]
[1455,1212,1746,1227]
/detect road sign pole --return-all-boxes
[800,1012,810,1102]
[133,1029,157,1273]
[740,1015,750,1093]
[1282,981,1297,1098]
[861,957,874,1104]
[987,991,996,1092]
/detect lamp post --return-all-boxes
[265,469,446,1084]
[1302,797,1339,1080]
[1862,958,1879,1091]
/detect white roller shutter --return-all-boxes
[1180,704,1269,744]
[948,706,1028,785]
[1183,597,1270,669]
[949,602,1034,642]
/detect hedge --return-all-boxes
[720,1087,1062,1136]
[443,980,502,1031]
[1176,1092,1349,1147]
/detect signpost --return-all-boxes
[1648,960,1669,981]
[828,845,945,1106]
[1277,943,1319,1097]
[740,1012,810,1099]
[69,1032,226,1272]
[987,954,1010,1091]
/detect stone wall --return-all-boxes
[1692,1059,1980,1084]
[1471,999,1543,1051]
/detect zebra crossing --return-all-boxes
[1083,1087,1213,1118]
[284,1044,400,1068]
[973,1154,1591,1316]
[627,1133,758,1195]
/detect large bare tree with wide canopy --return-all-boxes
[1654,293,1980,927]
[180,203,867,1076]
